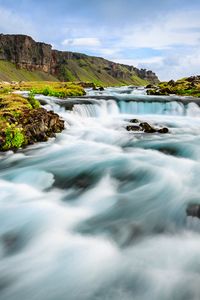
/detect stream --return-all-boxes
[1,86,200,299]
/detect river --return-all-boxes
[1,86,200,300]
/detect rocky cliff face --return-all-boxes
[0,34,159,84]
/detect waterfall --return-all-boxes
[72,99,200,117]
[2,88,200,300]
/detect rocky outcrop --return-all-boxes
[186,204,200,219]
[0,34,52,72]
[126,119,169,134]
[19,108,64,145]
[0,34,159,85]
[0,93,65,151]
[147,75,200,97]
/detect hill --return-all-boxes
[0,34,159,85]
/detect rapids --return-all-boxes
[1,86,200,299]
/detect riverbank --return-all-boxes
[0,80,87,151]
[147,75,200,97]
[0,93,64,151]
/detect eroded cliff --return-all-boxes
[0,34,159,85]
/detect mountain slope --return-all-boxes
[0,34,159,85]
[0,60,58,82]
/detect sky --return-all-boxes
[0,0,200,80]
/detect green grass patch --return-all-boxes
[3,124,25,150]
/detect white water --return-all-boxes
[1,88,200,299]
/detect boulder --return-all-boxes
[129,118,140,123]
[126,120,169,134]
[158,127,169,134]
[139,122,157,133]
[126,125,140,131]
[186,204,200,219]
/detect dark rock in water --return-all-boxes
[19,108,64,145]
[139,122,157,133]
[146,84,156,89]
[186,204,200,219]
[129,119,140,123]
[126,120,169,134]
[126,125,140,131]
[99,86,105,91]
[158,127,169,134]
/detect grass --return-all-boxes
[148,77,200,98]
[0,93,35,150]
[3,124,24,150]
[0,57,153,86]
[0,60,58,82]
[0,81,86,98]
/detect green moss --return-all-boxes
[3,124,25,150]
[27,90,40,108]
[149,76,200,98]
[21,82,86,98]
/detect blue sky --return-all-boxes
[0,0,200,80]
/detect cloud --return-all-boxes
[62,37,101,47]
[0,6,36,37]
[1,0,200,80]
[113,57,164,67]
[118,10,200,50]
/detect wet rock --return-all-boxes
[19,107,64,145]
[146,84,156,89]
[139,122,157,133]
[186,204,200,219]
[126,120,169,134]
[126,125,140,131]
[158,127,169,134]
[129,118,140,123]
[92,86,105,91]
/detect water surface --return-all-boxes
[1,87,200,300]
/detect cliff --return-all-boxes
[0,34,159,85]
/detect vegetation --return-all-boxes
[0,60,58,82]
[27,90,40,108]
[0,81,86,98]
[3,124,24,150]
[56,57,150,86]
[0,89,64,151]
[147,76,200,97]
[0,58,151,87]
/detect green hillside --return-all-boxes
[57,57,149,86]
[0,60,58,82]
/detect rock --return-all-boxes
[186,204,200,219]
[126,125,140,131]
[146,84,155,89]
[126,120,169,134]
[129,119,140,123]
[158,127,169,134]
[0,34,159,84]
[168,80,176,86]
[139,122,157,133]
[19,107,64,145]
[99,86,105,91]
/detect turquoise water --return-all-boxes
[1,88,200,300]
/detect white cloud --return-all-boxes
[119,10,200,50]
[113,57,164,67]
[0,6,36,37]
[62,37,101,47]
